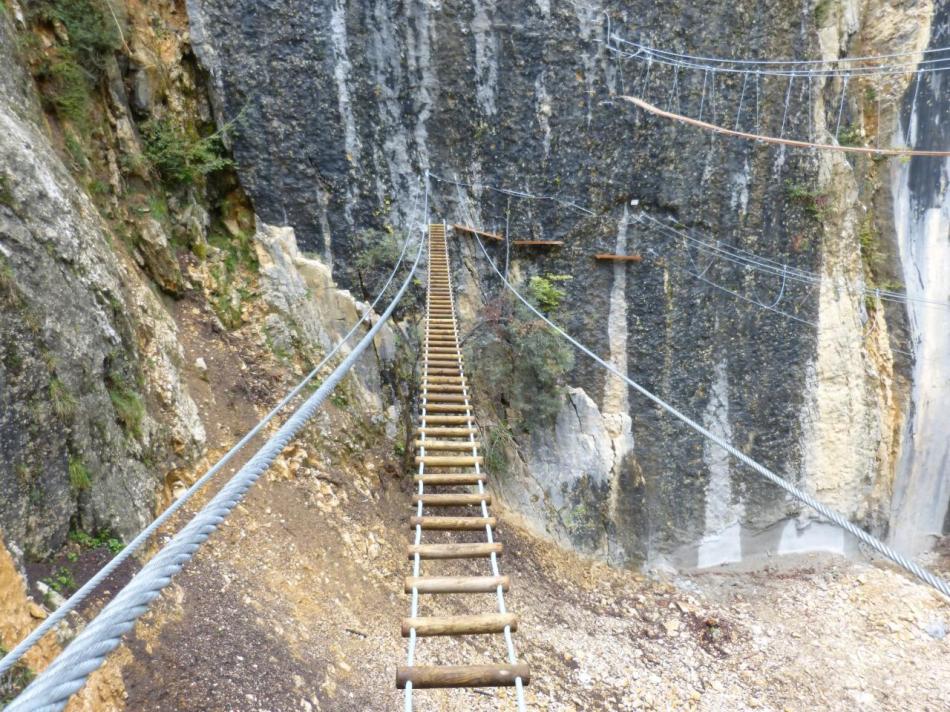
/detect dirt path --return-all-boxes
[111,418,950,711]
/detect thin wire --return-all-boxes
[431,174,949,312]
[470,230,950,600]
[608,45,950,80]
[612,34,950,66]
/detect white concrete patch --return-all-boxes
[777,518,847,556]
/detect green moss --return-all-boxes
[814,0,832,26]
[0,172,13,207]
[68,456,91,491]
[42,56,91,127]
[140,118,232,187]
[0,645,35,704]
[108,383,145,438]
[49,377,77,420]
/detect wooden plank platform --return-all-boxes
[452,224,504,241]
[594,253,643,262]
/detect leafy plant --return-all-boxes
[140,118,232,187]
[43,566,76,593]
[528,274,571,312]
[68,456,91,491]
[69,527,124,553]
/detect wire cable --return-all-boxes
[0,189,422,679]
[5,203,427,712]
[470,230,950,599]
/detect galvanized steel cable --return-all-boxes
[6,214,427,712]
[470,230,950,599]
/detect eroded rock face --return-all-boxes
[185,0,942,565]
[0,12,204,558]
[253,220,398,414]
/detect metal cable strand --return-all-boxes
[0,193,421,678]
[7,229,427,712]
[471,232,950,599]
[430,173,950,311]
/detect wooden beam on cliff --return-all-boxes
[452,224,504,242]
[594,253,643,262]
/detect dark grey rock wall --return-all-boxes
[187,0,919,564]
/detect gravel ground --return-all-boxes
[102,424,950,712]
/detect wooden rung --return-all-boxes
[410,516,496,530]
[396,664,529,689]
[412,493,491,506]
[408,542,501,559]
[420,415,471,424]
[415,455,482,466]
[416,426,476,435]
[401,612,517,637]
[423,386,466,394]
[414,440,478,451]
[414,473,485,485]
[404,575,508,594]
[594,253,643,262]
[425,376,464,383]
[425,369,463,376]
[424,404,471,413]
[425,394,467,403]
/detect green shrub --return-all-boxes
[528,274,571,312]
[140,118,232,186]
[838,125,863,147]
[43,56,90,125]
[353,228,401,300]
[784,180,831,220]
[69,527,124,553]
[43,566,76,593]
[68,456,91,491]
[29,0,119,74]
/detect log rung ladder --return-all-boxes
[399,223,529,708]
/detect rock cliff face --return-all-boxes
[0,7,204,558]
[0,0,404,589]
[185,0,946,566]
